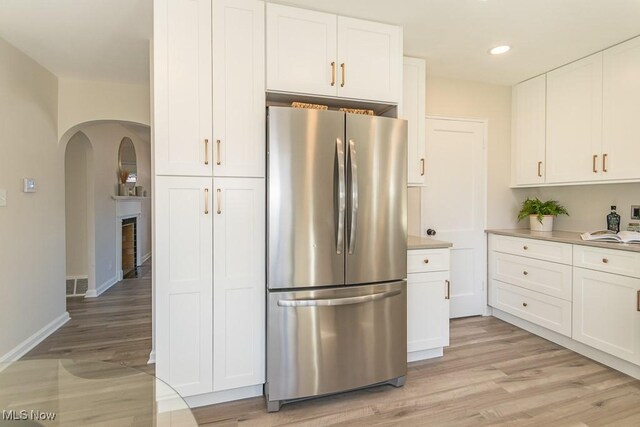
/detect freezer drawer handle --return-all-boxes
[336,138,346,254]
[348,139,358,254]
[277,289,401,307]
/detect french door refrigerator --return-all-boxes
[266,106,408,412]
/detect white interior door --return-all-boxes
[422,118,486,318]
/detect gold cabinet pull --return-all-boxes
[420,158,425,176]
[204,139,209,165]
[603,153,608,172]
[445,280,451,300]
[602,258,609,264]
[637,290,639,312]
[216,139,221,165]
[340,63,345,87]
[204,188,209,215]
[216,189,222,214]
[522,302,528,307]
[331,61,336,86]
[537,161,543,177]
[593,154,598,173]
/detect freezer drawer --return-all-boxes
[266,281,407,405]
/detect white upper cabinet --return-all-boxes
[546,53,603,184]
[266,4,337,97]
[213,0,265,178]
[155,176,213,397]
[266,4,402,103]
[154,0,213,176]
[401,57,426,186]
[336,17,402,103]
[511,75,546,186]
[213,178,265,392]
[602,37,640,181]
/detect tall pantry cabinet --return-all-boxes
[153,0,266,404]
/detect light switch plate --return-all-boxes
[23,178,36,193]
[0,189,6,207]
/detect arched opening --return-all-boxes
[64,131,95,297]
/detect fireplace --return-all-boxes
[121,217,137,279]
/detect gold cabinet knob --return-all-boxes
[523,245,528,250]
[423,259,429,264]
[523,271,529,276]
[602,258,609,264]
[522,302,528,307]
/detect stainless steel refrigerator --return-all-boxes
[266,106,408,412]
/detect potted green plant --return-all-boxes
[517,197,569,232]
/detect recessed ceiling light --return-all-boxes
[488,45,511,55]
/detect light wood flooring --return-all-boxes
[194,316,640,426]
[22,266,640,426]
[24,260,154,375]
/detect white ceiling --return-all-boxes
[0,1,639,86]
[0,0,151,84]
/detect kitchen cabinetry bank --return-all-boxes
[407,236,453,362]
[487,230,640,380]
[511,35,640,187]
[154,0,266,407]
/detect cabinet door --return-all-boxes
[266,4,337,97]
[546,53,603,184]
[512,75,546,185]
[155,176,213,396]
[337,16,402,103]
[402,57,426,186]
[602,36,640,181]
[213,0,265,178]
[154,0,212,176]
[407,271,450,353]
[573,267,640,365]
[213,178,265,391]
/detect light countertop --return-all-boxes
[486,229,640,253]
[408,235,453,250]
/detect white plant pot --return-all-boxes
[529,215,554,232]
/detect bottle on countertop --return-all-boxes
[607,205,620,233]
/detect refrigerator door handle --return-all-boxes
[348,139,358,254]
[277,289,401,307]
[336,138,346,254]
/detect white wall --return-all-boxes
[65,132,90,277]
[515,184,640,232]
[80,123,152,293]
[408,76,517,235]
[0,37,66,360]
[58,78,151,142]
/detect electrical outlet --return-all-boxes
[0,189,6,207]
[631,205,640,220]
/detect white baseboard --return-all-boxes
[141,252,152,264]
[492,309,640,380]
[408,347,444,363]
[0,312,70,363]
[85,275,118,298]
[147,350,155,364]
[184,385,263,408]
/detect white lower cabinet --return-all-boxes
[156,176,265,399]
[489,233,640,375]
[212,178,265,391]
[156,176,213,397]
[572,267,640,365]
[407,248,450,362]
